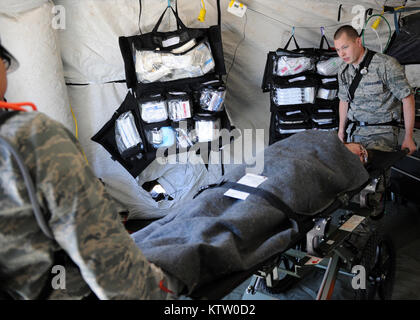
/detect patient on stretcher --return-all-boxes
[132,130,372,296]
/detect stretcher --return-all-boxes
[129,130,409,300]
[194,149,407,300]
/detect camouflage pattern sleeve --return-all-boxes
[337,63,350,102]
[382,54,413,101]
[27,113,174,299]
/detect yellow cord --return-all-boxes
[198,0,206,22]
[69,104,89,165]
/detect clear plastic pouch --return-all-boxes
[114,111,143,159]
[273,87,316,105]
[199,85,226,112]
[273,56,315,77]
[135,40,215,83]
[175,127,195,148]
[316,57,342,76]
[146,126,176,149]
[317,88,338,100]
[194,117,221,142]
[167,92,192,121]
[140,99,168,123]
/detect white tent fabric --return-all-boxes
[0,1,74,133]
[0,0,48,15]
[0,0,418,219]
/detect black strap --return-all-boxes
[343,50,376,103]
[152,6,187,33]
[194,180,307,227]
[351,120,398,127]
[0,111,19,126]
[319,34,332,50]
[283,35,300,51]
[348,119,398,139]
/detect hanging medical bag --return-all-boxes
[93,3,233,178]
[386,11,420,65]
[264,32,340,144]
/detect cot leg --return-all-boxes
[316,254,340,300]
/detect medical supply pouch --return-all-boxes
[119,6,226,92]
[265,33,342,144]
[193,114,222,143]
[270,74,319,108]
[316,76,338,100]
[92,92,155,178]
[275,106,310,124]
[139,95,168,123]
[115,111,144,160]
[311,101,338,130]
[167,92,192,121]
[198,80,226,112]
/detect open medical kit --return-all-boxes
[92,2,233,177]
[262,31,342,144]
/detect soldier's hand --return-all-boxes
[401,137,417,155]
[338,130,345,142]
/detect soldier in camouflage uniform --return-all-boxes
[0,43,181,299]
[334,25,416,154]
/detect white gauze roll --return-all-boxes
[0,2,74,134]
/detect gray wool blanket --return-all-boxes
[132,130,369,294]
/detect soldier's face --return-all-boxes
[334,34,363,65]
[0,59,7,101]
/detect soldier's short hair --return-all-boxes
[334,25,359,40]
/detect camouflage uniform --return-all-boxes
[0,111,179,300]
[338,48,413,151]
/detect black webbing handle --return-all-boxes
[152,5,187,33]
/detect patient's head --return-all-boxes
[344,142,369,164]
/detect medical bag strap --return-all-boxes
[319,33,332,50]
[217,0,222,28]
[152,5,187,33]
[283,34,300,51]
[347,50,376,103]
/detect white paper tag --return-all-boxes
[227,0,247,18]
[339,215,365,232]
[224,173,268,200]
[162,36,180,48]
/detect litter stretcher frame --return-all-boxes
[184,149,409,300]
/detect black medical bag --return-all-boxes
[92,3,234,178]
[262,34,340,145]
